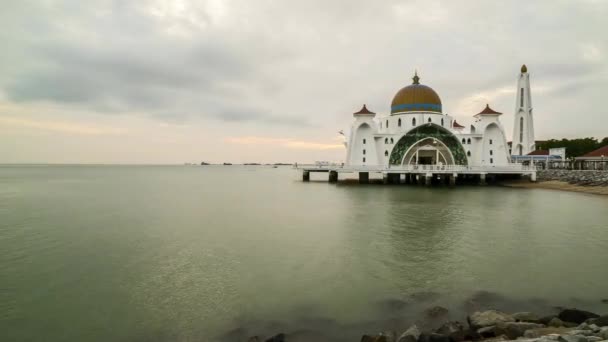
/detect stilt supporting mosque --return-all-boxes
[296,165,536,187]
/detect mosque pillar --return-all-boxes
[383,173,389,185]
[302,171,310,182]
[530,172,537,182]
[450,173,457,187]
[329,170,338,183]
[359,172,369,184]
[425,173,432,186]
[479,173,487,186]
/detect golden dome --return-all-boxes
[391,72,442,114]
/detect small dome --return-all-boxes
[521,64,528,73]
[391,72,442,114]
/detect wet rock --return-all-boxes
[468,310,514,329]
[559,309,600,324]
[425,306,449,319]
[265,333,286,342]
[418,332,451,342]
[477,326,497,338]
[586,337,603,342]
[601,299,608,304]
[494,322,545,339]
[594,316,608,327]
[567,330,595,336]
[435,321,468,342]
[382,331,398,342]
[558,335,589,342]
[523,327,573,338]
[541,316,559,325]
[513,312,541,323]
[598,327,608,339]
[549,318,565,327]
[361,334,390,342]
[398,325,421,342]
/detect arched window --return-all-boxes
[386,120,389,128]
[363,149,366,155]
[489,139,493,145]
[428,117,432,123]
[490,158,494,164]
[363,157,366,163]
[519,117,524,142]
[441,118,444,126]
[385,138,388,144]
[520,88,524,107]
[390,138,394,144]
[462,138,466,144]
[398,118,402,127]
[490,150,493,156]
[467,151,471,157]
[363,138,366,144]
[412,118,416,126]
[467,138,471,144]
[384,150,389,157]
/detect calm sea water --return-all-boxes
[1,165,608,342]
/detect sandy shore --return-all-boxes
[501,180,608,196]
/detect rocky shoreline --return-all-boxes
[246,308,608,342]
[537,170,608,187]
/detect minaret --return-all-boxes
[512,64,535,155]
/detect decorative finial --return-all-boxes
[412,70,420,84]
[521,64,527,73]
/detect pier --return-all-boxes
[296,164,536,186]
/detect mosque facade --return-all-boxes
[345,66,535,168]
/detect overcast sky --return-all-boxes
[1,0,606,164]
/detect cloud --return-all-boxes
[225,136,344,150]
[0,116,125,135]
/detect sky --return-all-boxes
[1,0,607,164]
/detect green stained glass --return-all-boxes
[389,124,468,165]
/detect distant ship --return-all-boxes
[223,163,233,165]
[200,162,210,165]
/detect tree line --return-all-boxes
[536,137,608,158]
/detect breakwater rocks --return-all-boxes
[246,308,608,342]
[537,170,608,186]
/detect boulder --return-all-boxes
[594,316,608,327]
[599,327,608,340]
[513,312,541,323]
[477,326,497,338]
[567,330,595,336]
[417,333,451,342]
[435,321,469,342]
[398,325,421,342]
[494,322,545,339]
[381,331,398,342]
[549,318,565,327]
[540,316,559,325]
[586,337,603,342]
[523,327,574,338]
[468,310,514,329]
[558,335,588,342]
[559,309,600,324]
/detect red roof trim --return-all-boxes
[582,145,608,157]
[353,104,375,115]
[452,120,464,128]
[475,104,502,115]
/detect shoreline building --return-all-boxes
[345,66,535,168]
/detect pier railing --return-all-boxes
[294,164,535,173]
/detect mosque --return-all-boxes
[344,65,536,168]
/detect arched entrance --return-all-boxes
[401,138,455,165]
[389,123,468,165]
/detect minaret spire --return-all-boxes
[512,64,535,155]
